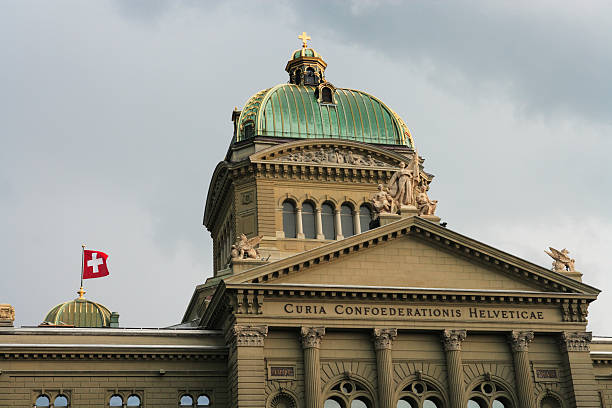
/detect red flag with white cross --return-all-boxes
[82,250,110,279]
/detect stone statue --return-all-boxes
[415,181,438,216]
[371,184,397,214]
[545,247,576,272]
[232,234,263,260]
[387,153,420,206]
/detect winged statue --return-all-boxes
[544,247,576,273]
[231,234,263,260]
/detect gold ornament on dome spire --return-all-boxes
[298,31,311,48]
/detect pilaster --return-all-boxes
[226,325,268,408]
[509,331,536,408]
[442,329,467,408]
[560,331,599,408]
[373,328,397,408]
[301,327,325,408]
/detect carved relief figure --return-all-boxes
[545,247,576,272]
[276,147,391,167]
[371,184,397,214]
[387,161,415,206]
[415,181,438,216]
[232,234,263,260]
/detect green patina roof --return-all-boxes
[43,298,112,328]
[236,84,414,147]
[292,48,320,59]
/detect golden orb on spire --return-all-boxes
[298,31,311,48]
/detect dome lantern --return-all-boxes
[285,32,327,86]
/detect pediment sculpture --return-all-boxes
[273,147,393,167]
[231,234,263,260]
[371,152,438,217]
[545,247,576,273]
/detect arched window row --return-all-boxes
[396,379,445,408]
[282,200,374,240]
[179,393,211,407]
[109,393,142,407]
[324,379,374,408]
[35,394,70,408]
[467,381,514,408]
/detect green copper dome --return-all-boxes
[236,84,414,147]
[292,47,321,59]
[43,298,112,328]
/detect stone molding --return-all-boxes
[300,326,325,349]
[560,331,592,352]
[442,329,467,351]
[509,330,534,352]
[372,328,398,350]
[230,324,268,347]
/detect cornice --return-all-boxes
[224,216,600,297]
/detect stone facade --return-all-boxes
[2,42,612,408]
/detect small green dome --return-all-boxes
[236,84,414,147]
[292,47,321,59]
[43,298,112,327]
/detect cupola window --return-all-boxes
[340,203,354,238]
[301,201,316,239]
[321,87,333,103]
[359,204,373,233]
[304,67,316,85]
[321,203,335,240]
[295,69,301,85]
[282,200,297,238]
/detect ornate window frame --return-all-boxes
[394,373,448,408]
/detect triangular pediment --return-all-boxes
[225,217,600,296]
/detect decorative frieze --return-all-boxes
[560,331,592,352]
[300,326,325,349]
[273,147,394,168]
[372,328,398,350]
[442,329,467,351]
[509,330,534,352]
[230,325,268,347]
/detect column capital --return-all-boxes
[442,329,467,351]
[560,331,592,352]
[373,328,398,350]
[509,330,534,352]
[301,326,325,349]
[229,324,268,347]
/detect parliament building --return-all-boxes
[1,37,611,408]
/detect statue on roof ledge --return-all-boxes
[231,234,264,260]
[545,247,576,273]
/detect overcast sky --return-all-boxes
[1,1,611,333]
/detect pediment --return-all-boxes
[225,217,600,297]
[249,139,421,172]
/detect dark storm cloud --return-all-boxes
[294,0,612,124]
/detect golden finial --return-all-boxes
[298,31,311,49]
[77,286,86,299]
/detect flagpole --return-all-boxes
[78,244,86,299]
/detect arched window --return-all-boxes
[322,87,333,103]
[282,200,297,238]
[340,204,354,238]
[324,379,373,408]
[180,394,194,406]
[127,395,141,407]
[109,395,123,407]
[295,70,301,85]
[467,381,514,408]
[54,395,69,407]
[540,396,561,408]
[359,204,372,233]
[35,395,50,407]
[321,203,335,240]
[396,379,445,408]
[197,395,211,407]
[302,202,316,239]
[304,67,316,85]
[269,393,296,408]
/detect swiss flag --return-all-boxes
[83,250,110,279]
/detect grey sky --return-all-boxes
[1,1,611,333]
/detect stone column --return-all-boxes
[560,332,600,408]
[315,208,324,239]
[296,207,304,239]
[442,329,467,408]
[509,331,536,408]
[334,209,343,240]
[353,210,361,235]
[226,325,268,408]
[373,328,397,408]
[301,327,325,408]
